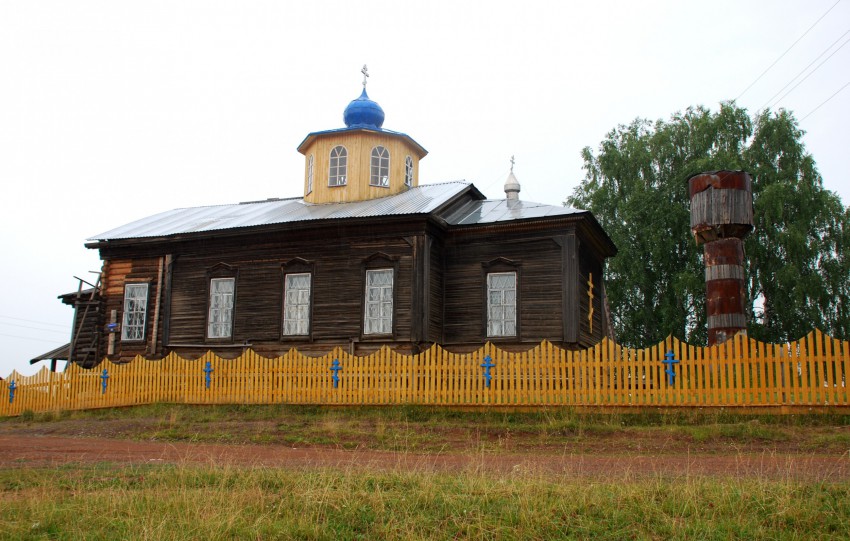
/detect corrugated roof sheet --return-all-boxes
[444,199,586,225]
[88,180,589,241]
[30,343,70,364]
[89,182,472,241]
[297,126,427,156]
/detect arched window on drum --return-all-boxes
[370,146,390,187]
[329,146,347,186]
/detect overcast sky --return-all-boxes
[2,0,848,378]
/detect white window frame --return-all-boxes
[404,155,414,187]
[487,272,517,337]
[306,154,314,194]
[329,146,347,186]
[364,269,393,335]
[370,146,390,187]
[121,283,149,341]
[207,277,235,339]
[283,272,312,336]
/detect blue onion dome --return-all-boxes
[343,88,385,129]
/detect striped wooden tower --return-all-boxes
[688,170,754,346]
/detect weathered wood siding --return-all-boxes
[578,242,605,347]
[64,290,104,368]
[100,221,427,360]
[688,171,754,244]
[91,212,613,362]
[301,131,424,205]
[102,257,165,360]
[427,233,445,343]
[442,229,565,348]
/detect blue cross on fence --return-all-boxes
[481,355,495,388]
[100,369,110,394]
[203,361,214,389]
[8,380,15,404]
[662,350,680,386]
[330,359,342,389]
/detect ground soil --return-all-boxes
[1,416,848,480]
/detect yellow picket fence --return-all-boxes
[2,330,849,416]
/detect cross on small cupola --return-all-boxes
[361,64,369,88]
[504,156,521,203]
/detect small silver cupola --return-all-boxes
[504,155,521,203]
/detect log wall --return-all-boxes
[92,215,607,361]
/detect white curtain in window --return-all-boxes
[364,269,393,334]
[122,284,149,341]
[404,156,414,186]
[487,272,517,337]
[329,146,347,186]
[283,273,311,336]
[207,278,234,339]
[370,146,390,187]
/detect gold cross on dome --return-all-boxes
[361,65,369,88]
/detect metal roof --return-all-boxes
[89,182,472,241]
[296,126,427,157]
[444,198,586,226]
[30,343,70,364]
[89,180,592,242]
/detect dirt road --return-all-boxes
[2,434,848,481]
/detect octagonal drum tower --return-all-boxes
[688,170,754,346]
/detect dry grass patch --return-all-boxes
[1,463,849,540]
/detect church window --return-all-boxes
[283,273,312,336]
[207,278,235,339]
[487,272,517,337]
[404,156,414,186]
[329,146,347,186]
[370,146,390,187]
[121,283,149,341]
[364,269,393,334]
[306,155,314,194]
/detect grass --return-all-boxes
[3,404,849,453]
[1,463,848,540]
[6,403,850,427]
[2,406,849,539]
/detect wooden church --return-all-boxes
[36,70,617,367]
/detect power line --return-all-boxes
[800,80,850,120]
[482,168,511,195]
[760,28,850,110]
[0,332,65,345]
[767,35,850,109]
[736,0,843,101]
[0,322,70,336]
[0,314,68,328]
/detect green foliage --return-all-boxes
[569,103,850,345]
